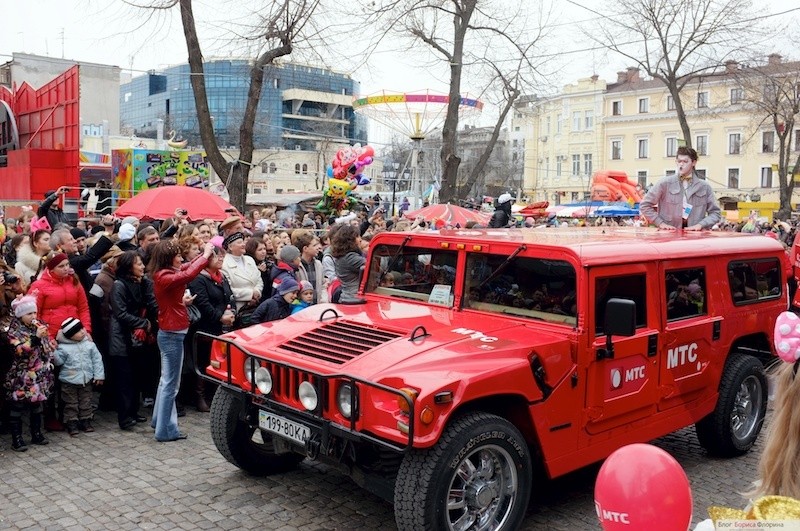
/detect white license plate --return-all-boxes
[258,410,310,445]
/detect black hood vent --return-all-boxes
[278,321,403,364]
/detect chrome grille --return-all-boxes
[278,321,403,364]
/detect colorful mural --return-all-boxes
[112,149,209,201]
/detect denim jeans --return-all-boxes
[152,330,186,441]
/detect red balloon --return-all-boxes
[594,444,692,531]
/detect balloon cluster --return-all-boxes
[317,144,375,216]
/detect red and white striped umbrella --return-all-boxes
[404,203,490,227]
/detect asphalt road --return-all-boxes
[0,404,764,530]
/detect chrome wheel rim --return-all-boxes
[731,375,762,441]
[446,444,518,531]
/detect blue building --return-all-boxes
[120,60,367,150]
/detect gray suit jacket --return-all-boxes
[639,174,721,229]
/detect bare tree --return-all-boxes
[124,0,322,211]
[361,0,549,203]
[587,0,767,148]
[735,57,800,219]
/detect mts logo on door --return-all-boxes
[605,355,649,399]
[667,343,698,369]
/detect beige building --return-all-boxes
[523,55,800,209]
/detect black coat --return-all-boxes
[252,293,293,324]
[37,193,69,230]
[488,203,512,228]
[69,235,115,294]
[188,271,235,336]
[110,276,158,356]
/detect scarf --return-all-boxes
[207,268,223,284]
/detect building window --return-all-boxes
[761,167,773,188]
[584,154,593,176]
[695,135,708,156]
[572,192,579,201]
[556,113,562,134]
[795,130,800,152]
[556,159,562,177]
[260,162,269,173]
[294,163,301,174]
[546,116,551,134]
[762,131,775,153]
[764,82,777,102]
[637,171,648,188]
[572,111,582,131]
[638,97,649,113]
[638,139,649,159]
[666,169,676,177]
[612,101,622,116]
[572,154,581,175]
[729,133,741,155]
[611,140,622,160]
[697,91,709,108]
[695,169,706,180]
[731,87,743,104]
[666,95,676,111]
[301,163,308,174]
[269,162,277,174]
[584,110,594,130]
[666,137,677,157]
[728,168,740,189]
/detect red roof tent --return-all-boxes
[0,65,80,203]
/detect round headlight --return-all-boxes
[243,358,258,384]
[298,381,318,411]
[254,367,272,395]
[337,384,356,419]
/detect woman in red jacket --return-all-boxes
[29,252,91,431]
[30,253,91,340]
[147,239,213,442]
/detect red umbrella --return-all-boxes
[404,203,490,227]
[114,186,236,221]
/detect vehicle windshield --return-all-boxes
[366,244,459,307]
[464,253,577,325]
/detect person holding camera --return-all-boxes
[37,187,69,231]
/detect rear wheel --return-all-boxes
[394,412,532,531]
[209,386,304,475]
[696,352,767,457]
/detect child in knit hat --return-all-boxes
[54,317,105,436]
[5,295,56,451]
[291,280,315,314]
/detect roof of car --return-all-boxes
[372,227,786,267]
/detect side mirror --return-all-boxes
[598,298,637,360]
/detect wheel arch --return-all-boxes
[729,332,776,369]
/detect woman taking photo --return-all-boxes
[110,251,157,430]
[188,244,235,412]
[148,239,213,442]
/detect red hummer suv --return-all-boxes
[197,227,786,530]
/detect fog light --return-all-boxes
[299,381,318,411]
[255,367,272,395]
[337,384,357,419]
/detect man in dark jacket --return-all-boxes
[50,228,115,295]
[252,277,298,323]
[488,193,513,228]
[38,187,70,229]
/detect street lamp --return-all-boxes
[383,162,400,217]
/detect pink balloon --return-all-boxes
[594,444,692,531]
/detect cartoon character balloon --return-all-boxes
[317,144,375,216]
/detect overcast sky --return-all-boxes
[2,0,799,146]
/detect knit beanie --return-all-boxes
[46,252,69,270]
[222,231,245,250]
[60,317,84,339]
[299,280,313,293]
[70,227,86,240]
[12,295,37,318]
[279,245,301,263]
[118,223,136,242]
[278,277,300,295]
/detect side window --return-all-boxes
[463,254,577,325]
[665,268,707,321]
[595,274,647,335]
[366,245,458,306]
[728,259,782,304]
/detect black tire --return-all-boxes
[209,386,304,475]
[394,412,532,531]
[695,352,767,457]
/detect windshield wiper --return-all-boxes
[379,235,413,284]
[477,244,527,290]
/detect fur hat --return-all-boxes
[277,277,299,296]
[46,252,69,270]
[60,317,84,339]
[497,193,513,205]
[299,280,314,293]
[279,245,301,263]
[11,295,37,318]
[118,223,136,241]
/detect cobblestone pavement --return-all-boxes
[0,403,764,530]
